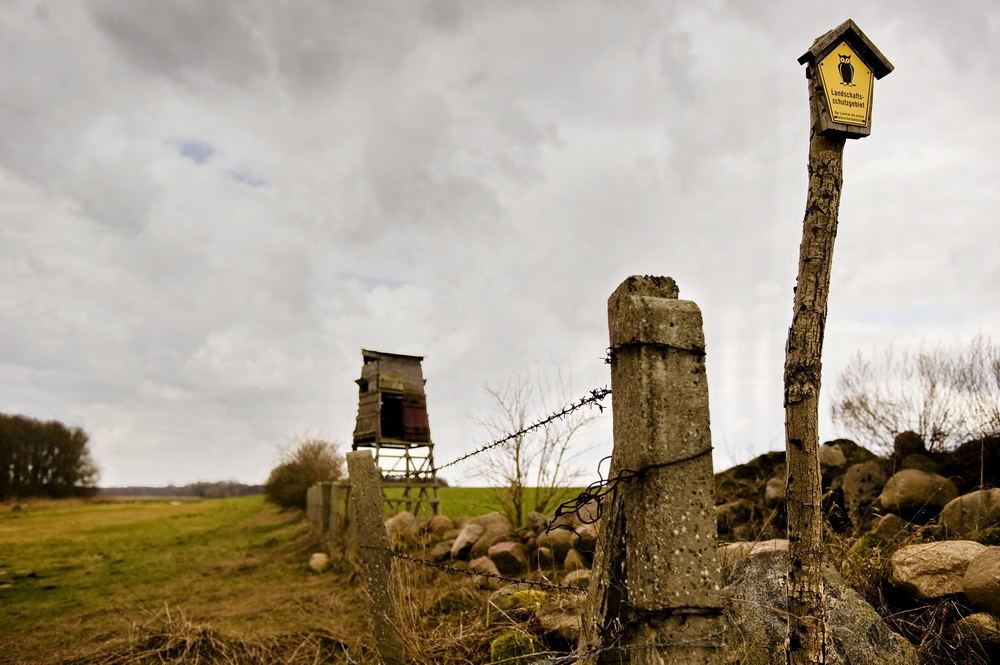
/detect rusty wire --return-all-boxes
[549,447,714,526]
[435,387,611,471]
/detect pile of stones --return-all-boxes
[369,432,1000,662]
[714,432,1000,655]
[383,501,598,590]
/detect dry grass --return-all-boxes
[390,557,511,664]
[829,531,992,665]
[382,552,573,664]
[0,498,373,665]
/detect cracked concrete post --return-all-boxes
[580,275,724,665]
[346,450,404,665]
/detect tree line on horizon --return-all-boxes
[0,413,99,500]
[100,481,264,498]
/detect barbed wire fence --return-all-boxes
[336,378,624,664]
[435,386,612,472]
[333,276,725,664]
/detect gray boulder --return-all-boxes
[534,546,555,569]
[899,453,943,474]
[429,539,455,562]
[716,499,757,534]
[526,511,549,533]
[941,488,1000,538]
[563,548,589,571]
[308,552,331,573]
[537,608,581,646]
[963,546,1000,617]
[537,526,576,564]
[469,512,514,560]
[867,513,909,538]
[718,539,788,568]
[562,568,592,589]
[723,551,917,665]
[819,442,848,480]
[952,613,1000,649]
[450,522,485,560]
[427,514,454,536]
[468,556,502,588]
[888,540,987,600]
[764,477,785,508]
[574,522,599,556]
[384,510,419,545]
[877,469,958,519]
[488,541,529,576]
[842,461,887,528]
[893,431,926,458]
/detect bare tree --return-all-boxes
[957,335,1000,439]
[472,367,600,527]
[831,336,1000,453]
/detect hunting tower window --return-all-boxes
[380,393,405,439]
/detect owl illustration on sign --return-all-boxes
[838,54,855,86]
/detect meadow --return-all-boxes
[0,489,510,664]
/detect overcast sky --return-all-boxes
[1,1,997,488]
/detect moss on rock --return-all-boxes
[489,630,545,664]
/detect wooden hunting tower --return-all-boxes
[352,349,439,515]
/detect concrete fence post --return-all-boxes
[346,450,404,665]
[328,481,345,537]
[580,275,724,665]
[306,484,322,529]
[319,481,332,533]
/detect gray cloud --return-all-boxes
[1,1,998,486]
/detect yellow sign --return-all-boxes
[817,42,873,127]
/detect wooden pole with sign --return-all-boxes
[785,20,892,665]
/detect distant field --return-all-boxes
[381,485,584,518]
[0,489,586,663]
[0,496,365,663]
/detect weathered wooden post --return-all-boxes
[580,276,723,665]
[785,20,893,665]
[346,450,404,665]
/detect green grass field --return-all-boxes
[0,488,575,663]
[381,485,501,517]
[382,485,583,518]
[0,496,364,663]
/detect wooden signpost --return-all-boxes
[784,19,892,665]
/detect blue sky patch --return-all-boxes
[178,140,213,164]
[227,170,267,187]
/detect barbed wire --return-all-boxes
[368,545,589,593]
[548,447,714,527]
[359,544,589,593]
[436,387,612,471]
[604,341,707,366]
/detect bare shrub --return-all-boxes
[831,336,1000,453]
[472,366,602,527]
[264,435,344,511]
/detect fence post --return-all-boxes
[319,481,332,533]
[346,450,404,665]
[306,484,322,530]
[580,275,724,665]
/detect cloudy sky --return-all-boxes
[1,1,997,488]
